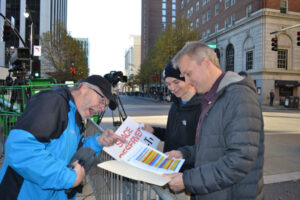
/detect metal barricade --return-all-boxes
[85,119,173,200]
[0,112,21,157]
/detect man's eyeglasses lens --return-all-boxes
[92,89,108,108]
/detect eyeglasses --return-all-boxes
[91,89,108,108]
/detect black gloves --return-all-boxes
[65,147,97,198]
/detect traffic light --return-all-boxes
[70,61,76,75]
[297,31,300,46]
[32,59,41,78]
[271,36,278,51]
[2,22,12,42]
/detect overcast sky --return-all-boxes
[67,0,141,76]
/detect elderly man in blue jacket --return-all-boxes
[164,42,264,200]
[0,75,126,200]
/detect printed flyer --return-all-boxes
[99,117,185,185]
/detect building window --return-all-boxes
[196,1,200,11]
[280,0,288,13]
[202,32,206,38]
[202,13,206,24]
[207,10,211,21]
[202,0,207,6]
[206,29,210,37]
[231,0,236,6]
[231,13,236,25]
[162,16,166,23]
[225,17,230,28]
[215,4,219,16]
[172,10,176,16]
[225,0,230,9]
[181,0,184,9]
[215,24,219,32]
[246,4,252,17]
[172,4,176,9]
[277,49,288,69]
[162,0,166,2]
[196,18,200,28]
[162,3,167,9]
[187,0,191,3]
[190,22,194,30]
[172,17,176,23]
[162,10,166,15]
[162,23,166,30]
[172,0,176,3]
[246,51,253,70]
[226,44,234,71]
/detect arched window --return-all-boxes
[226,44,234,71]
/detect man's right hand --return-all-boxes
[72,161,85,188]
[165,150,183,159]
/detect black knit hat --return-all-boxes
[163,61,185,81]
[80,75,117,110]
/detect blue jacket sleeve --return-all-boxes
[83,133,103,156]
[5,130,77,190]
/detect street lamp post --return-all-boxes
[24,9,34,78]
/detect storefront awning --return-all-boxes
[275,80,300,87]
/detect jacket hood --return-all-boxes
[217,71,257,94]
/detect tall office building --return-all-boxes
[125,35,141,77]
[141,0,177,62]
[0,0,68,78]
[142,0,300,105]
[75,37,89,67]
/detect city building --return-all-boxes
[141,0,177,62]
[125,35,141,92]
[0,0,68,78]
[75,37,89,67]
[142,0,300,105]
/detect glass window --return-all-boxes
[231,13,236,25]
[162,23,166,30]
[172,10,176,16]
[278,49,288,69]
[181,0,184,9]
[162,0,166,2]
[196,18,199,28]
[215,23,219,32]
[202,32,206,38]
[196,1,200,11]
[202,13,206,24]
[215,4,219,16]
[231,0,236,6]
[162,10,166,15]
[206,29,210,36]
[172,17,176,23]
[190,22,193,30]
[162,3,166,9]
[225,17,230,27]
[225,0,230,9]
[190,6,194,16]
[202,0,207,6]
[246,4,252,16]
[207,10,211,21]
[246,51,253,70]
[162,16,166,23]
[226,44,234,71]
[172,0,176,3]
[280,0,288,13]
[172,4,176,9]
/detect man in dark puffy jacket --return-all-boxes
[0,75,125,200]
[164,42,264,200]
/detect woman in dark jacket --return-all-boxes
[142,61,202,171]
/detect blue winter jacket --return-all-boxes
[0,86,103,200]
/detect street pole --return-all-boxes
[29,21,33,78]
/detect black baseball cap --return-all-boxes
[80,75,117,110]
